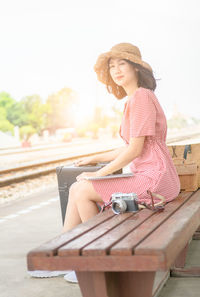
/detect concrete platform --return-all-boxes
[0,187,200,297]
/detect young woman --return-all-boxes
[63,42,180,282]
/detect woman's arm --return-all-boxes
[96,136,145,176]
[75,146,126,166]
[93,146,126,162]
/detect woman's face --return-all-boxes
[108,58,138,87]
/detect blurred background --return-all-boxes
[0,0,200,148]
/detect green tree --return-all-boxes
[7,101,28,127]
[0,106,14,133]
[0,94,15,134]
[0,119,14,134]
[0,92,29,134]
[0,106,7,119]
[45,87,77,134]
[20,125,36,141]
[20,95,45,134]
[0,92,14,110]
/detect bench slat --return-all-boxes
[28,208,115,257]
[27,254,164,271]
[58,212,138,256]
[110,191,192,256]
[135,189,200,268]
[82,209,154,256]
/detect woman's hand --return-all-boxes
[76,171,99,182]
[74,156,96,167]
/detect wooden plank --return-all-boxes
[110,191,192,256]
[135,190,200,269]
[28,208,115,257]
[82,209,154,256]
[58,212,137,256]
[27,254,164,272]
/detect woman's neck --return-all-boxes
[123,82,139,98]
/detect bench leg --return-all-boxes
[117,271,156,297]
[171,239,200,277]
[193,225,200,240]
[76,271,155,297]
[173,243,189,268]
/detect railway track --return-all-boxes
[0,139,92,156]
[0,139,122,187]
[0,139,101,167]
[0,132,200,188]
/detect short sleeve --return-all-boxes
[129,89,156,137]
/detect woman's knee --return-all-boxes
[69,181,78,194]
[69,180,102,204]
[69,181,89,202]
[68,182,80,202]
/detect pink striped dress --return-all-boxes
[91,87,180,204]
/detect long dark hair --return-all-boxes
[106,59,157,99]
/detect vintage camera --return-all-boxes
[111,192,139,214]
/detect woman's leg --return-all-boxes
[62,182,82,233]
[62,180,103,232]
[75,180,103,222]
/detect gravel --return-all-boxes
[0,173,58,205]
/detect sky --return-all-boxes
[0,0,200,122]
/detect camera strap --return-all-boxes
[138,190,166,212]
[101,198,113,213]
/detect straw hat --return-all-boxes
[94,43,152,85]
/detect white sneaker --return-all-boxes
[28,270,71,278]
[64,271,78,283]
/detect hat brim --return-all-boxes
[94,50,152,85]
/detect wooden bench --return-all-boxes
[27,189,200,297]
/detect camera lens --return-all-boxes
[112,200,127,214]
